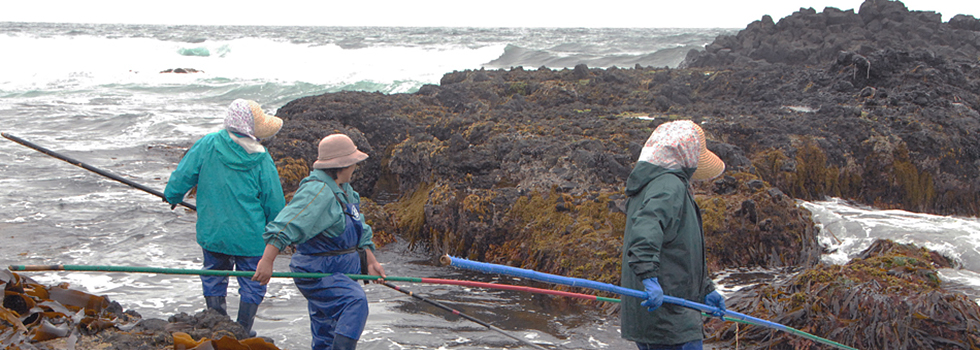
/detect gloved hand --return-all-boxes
[640,278,664,312]
[705,290,726,317]
[163,197,176,210]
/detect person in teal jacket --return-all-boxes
[621,120,727,350]
[164,99,285,336]
[252,133,385,350]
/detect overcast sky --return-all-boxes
[3,0,977,28]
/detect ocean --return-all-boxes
[1,22,979,349]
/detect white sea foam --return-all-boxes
[803,198,980,272]
[0,34,503,92]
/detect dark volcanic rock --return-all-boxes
[684,0,980,68]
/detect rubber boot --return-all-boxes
[237,302,260,338]
[331,334,358,350]
[204,296,227,316]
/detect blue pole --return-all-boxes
[441,255,859,350]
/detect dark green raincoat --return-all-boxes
[620,161,715,345]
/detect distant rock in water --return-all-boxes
[178,47,210,57]
[160,68,204,74]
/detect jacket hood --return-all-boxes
[625,161,694,197]
[213,130,266,170]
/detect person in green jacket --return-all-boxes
[164,99,286,336]
[621,120,727,350]
[251,133,385,350]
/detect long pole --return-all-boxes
[440,255,860,350]
[381,282,549,350]
[7,265,613,302]
[7,264,752,322]
[1,132,196,211]
[10,264,767,342]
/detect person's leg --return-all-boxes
[201,249,233,316]
[294,274,368,350]
[331,334,358,350]
[679,340,702,350]
[635,340,703,350]
[234,255,266,337]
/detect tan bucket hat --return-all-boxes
[312,134,369,169]
[691,123,725,181]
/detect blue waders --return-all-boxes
[291,196,368,350]
[202,250,266,336]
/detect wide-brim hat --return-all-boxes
[249,101,283,140]
[312,134,369,169]
[691,123,725,181]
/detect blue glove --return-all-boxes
[640,278,664,312]
[705,290,726,317]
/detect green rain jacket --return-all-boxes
[262,169,375,251]
[164,130,285,256]
[620,161,715,345]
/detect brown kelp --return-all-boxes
[1,269,279,350]
[707,240,978,350]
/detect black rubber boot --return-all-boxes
[331,334,358,350]
[204,296,227,316]
[236,302,260,337]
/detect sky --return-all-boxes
[2,0,978,28]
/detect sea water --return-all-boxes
[1,22,978,349]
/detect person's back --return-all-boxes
[171,130,283,255]
[164,99,285,336]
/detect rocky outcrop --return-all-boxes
[681,0,980,216]
[707,239,976,349]
[684,0,980,68]
[258,1,980,348]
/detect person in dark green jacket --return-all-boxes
[621,120,727,350]
[164,99,285,336]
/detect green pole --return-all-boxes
[8,264,421,283]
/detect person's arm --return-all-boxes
[163,136,208,205]
[258,154,285,223]
[364,248,385,280]
[351,189,376,252]
[625,184,684,280]
[252,244,281,285]
[263,181,341,250]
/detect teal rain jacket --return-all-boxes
[164,130,285,257]
[620,161,715,345]
[263,169,375,252]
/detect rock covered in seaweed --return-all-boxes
[0,269,278,350]
[707,240,976,349]
[683,0,980,68]
[255,1,980,348]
